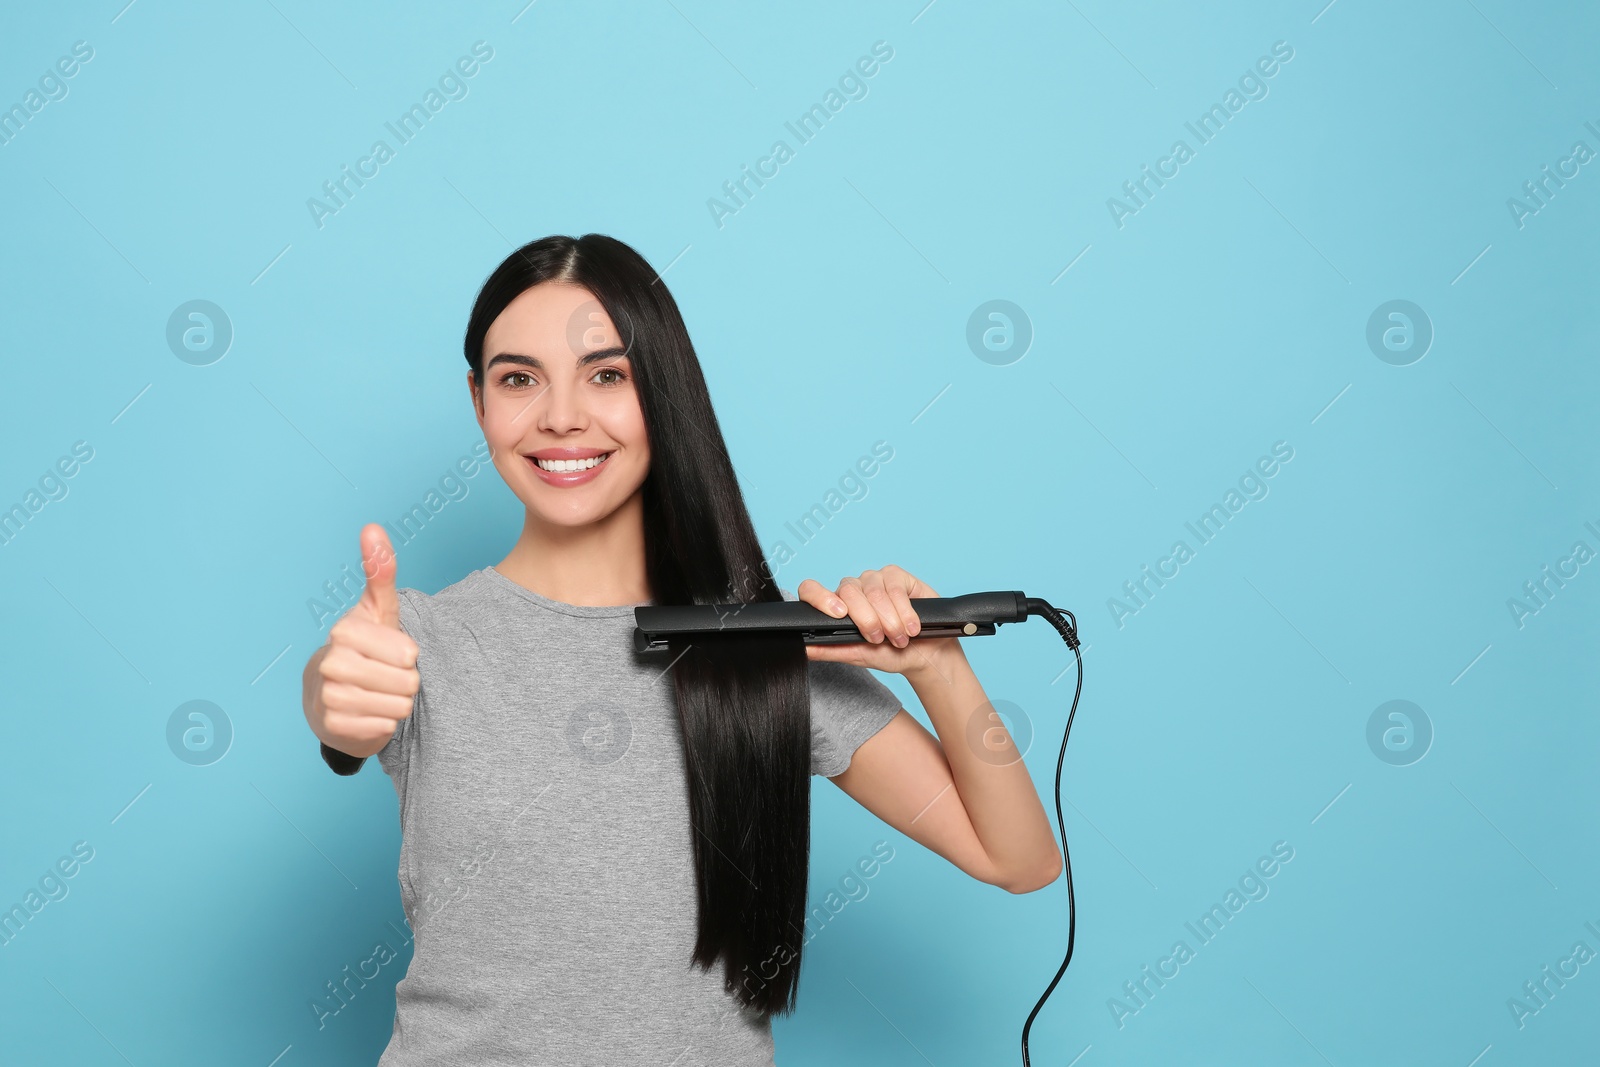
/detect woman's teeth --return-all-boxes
[535,452,612,472]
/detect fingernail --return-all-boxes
[831,599,847,616]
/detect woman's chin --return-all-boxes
[521,494,630,527]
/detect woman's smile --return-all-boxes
[525,447,615,486]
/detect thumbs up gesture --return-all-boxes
[303,524,422,759]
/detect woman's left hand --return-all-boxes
[797,566,958,676]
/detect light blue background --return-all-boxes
[2,1,1596,1064]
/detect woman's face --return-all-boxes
[471,282,650,527]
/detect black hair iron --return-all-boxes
[633,591,1083,1067]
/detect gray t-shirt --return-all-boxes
[362,565,903,1066]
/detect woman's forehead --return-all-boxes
[486,283,622,358]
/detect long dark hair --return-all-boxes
[463,234,812,1016]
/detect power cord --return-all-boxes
[1018,598,1082,1067]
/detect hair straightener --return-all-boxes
[634,591,1083,1067]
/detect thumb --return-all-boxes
[357,523,401,629]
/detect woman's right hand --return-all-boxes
[303,524,421,759]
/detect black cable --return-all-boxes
[1018,598,1082,1067]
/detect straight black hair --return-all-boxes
[463,233,813,1016]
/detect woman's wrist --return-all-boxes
[902,636,967,687]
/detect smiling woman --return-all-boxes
[303,232,1060,1067]
[309,234,857,1064]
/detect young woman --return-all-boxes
[302,233,1062,1065]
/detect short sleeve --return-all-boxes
[778,586,905,777]
[807,658,904,777]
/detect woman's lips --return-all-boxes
[527,451,613,487]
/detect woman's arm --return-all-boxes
[799,569,1063,893]
[829,641,1063,893]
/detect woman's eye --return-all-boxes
[499,368,626,388]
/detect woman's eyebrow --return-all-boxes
[486,346,629,372]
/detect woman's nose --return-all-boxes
[536,382,586,432]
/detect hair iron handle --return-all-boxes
[632,591,1029,653]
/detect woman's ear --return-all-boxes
[466,370,484,425]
